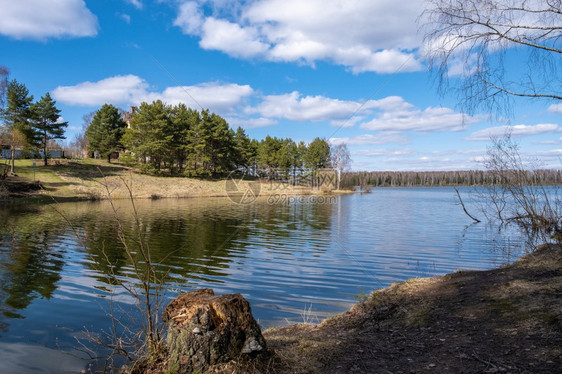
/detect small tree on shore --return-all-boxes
[31,93,68,166]
[480,133,561,246]
[0,80,34,174]
[330,142,352,190]
[86,104,127,163]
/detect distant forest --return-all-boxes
[341,170,562,189]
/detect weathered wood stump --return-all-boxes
[163,289,267,373]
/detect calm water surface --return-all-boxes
[0,187,527,373]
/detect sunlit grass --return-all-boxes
[2,158,316,202]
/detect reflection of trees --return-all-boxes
[79,199,334,285]
[146,216,251,277]
[79,205,255,284]
[254,201,334,246]
[0,227,65,334]
[0,197,336,334]
[80,219,128,282]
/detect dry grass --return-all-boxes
[0,159,319,202]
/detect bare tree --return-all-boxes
[422,0,562,115]
[330,143,352,190]
[55,174,167,371]
[79,111,96,157]
[66,133,87,158]
[480,133,561,246]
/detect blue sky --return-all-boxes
[0,0,560,171]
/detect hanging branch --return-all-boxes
[455,187,481,223]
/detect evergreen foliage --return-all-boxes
[0,79,34,174]
[31,93,68,165]
[86,104,127,163]
[116,101,333,178]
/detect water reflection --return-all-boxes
[0,197,336,315]
[0,224,65,335]
[0,188,528,373]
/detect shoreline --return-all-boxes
[130,243,561,373]
[259,243,562,373]
[0,159,354,205]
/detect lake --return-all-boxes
[0,187,527,373]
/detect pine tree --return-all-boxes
[184,110,235,176]
[184,110,208,176]
[0,80,34,174]
[171,104,198,173]
[288,140,306,184]
[233,126,253,171]
[257,136,282,178]
[206,111,233,175]
[304,138,331,170]
[85,104,127,163]
[31,93,68,165]
[122,101,172,171]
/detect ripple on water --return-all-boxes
[0,188,533,372]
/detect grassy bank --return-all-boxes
[262,244,562,373]
[0,159,317,203]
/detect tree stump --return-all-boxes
[163,289,267,373]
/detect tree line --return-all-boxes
[0,72,67,172]
[85,101,336,178]
[342,169,562,190]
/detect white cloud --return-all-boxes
[364,96,415,112]
[244,92,476,133]
[548,103,562,114]
[120,14,131,24]
[330,133,410,146]
[52,75,148,106]
[533,137,562,145]
[0,0,98,40]
[353,148,416,157]
[351,147,484,171]
[247,91,361,123]
[54,76,484,141]
[331,48,420,74]
[522,149,562,169]
[141,82,254,112]
[466,124,562,141]
[173,0,423,74]
[360,97,480,132]
[330,116,364,129]
[199,18,270,58]
[533,149,562,157]
[174,1,203,34]
[126,0,142,9]
[227,117,278,129]
[52,75,253,113]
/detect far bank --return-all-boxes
[0,159,342,204]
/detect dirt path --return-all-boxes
[264,244,562,373]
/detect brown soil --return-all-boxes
[262,244,562,374]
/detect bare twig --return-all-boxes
[454,187,481,223]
